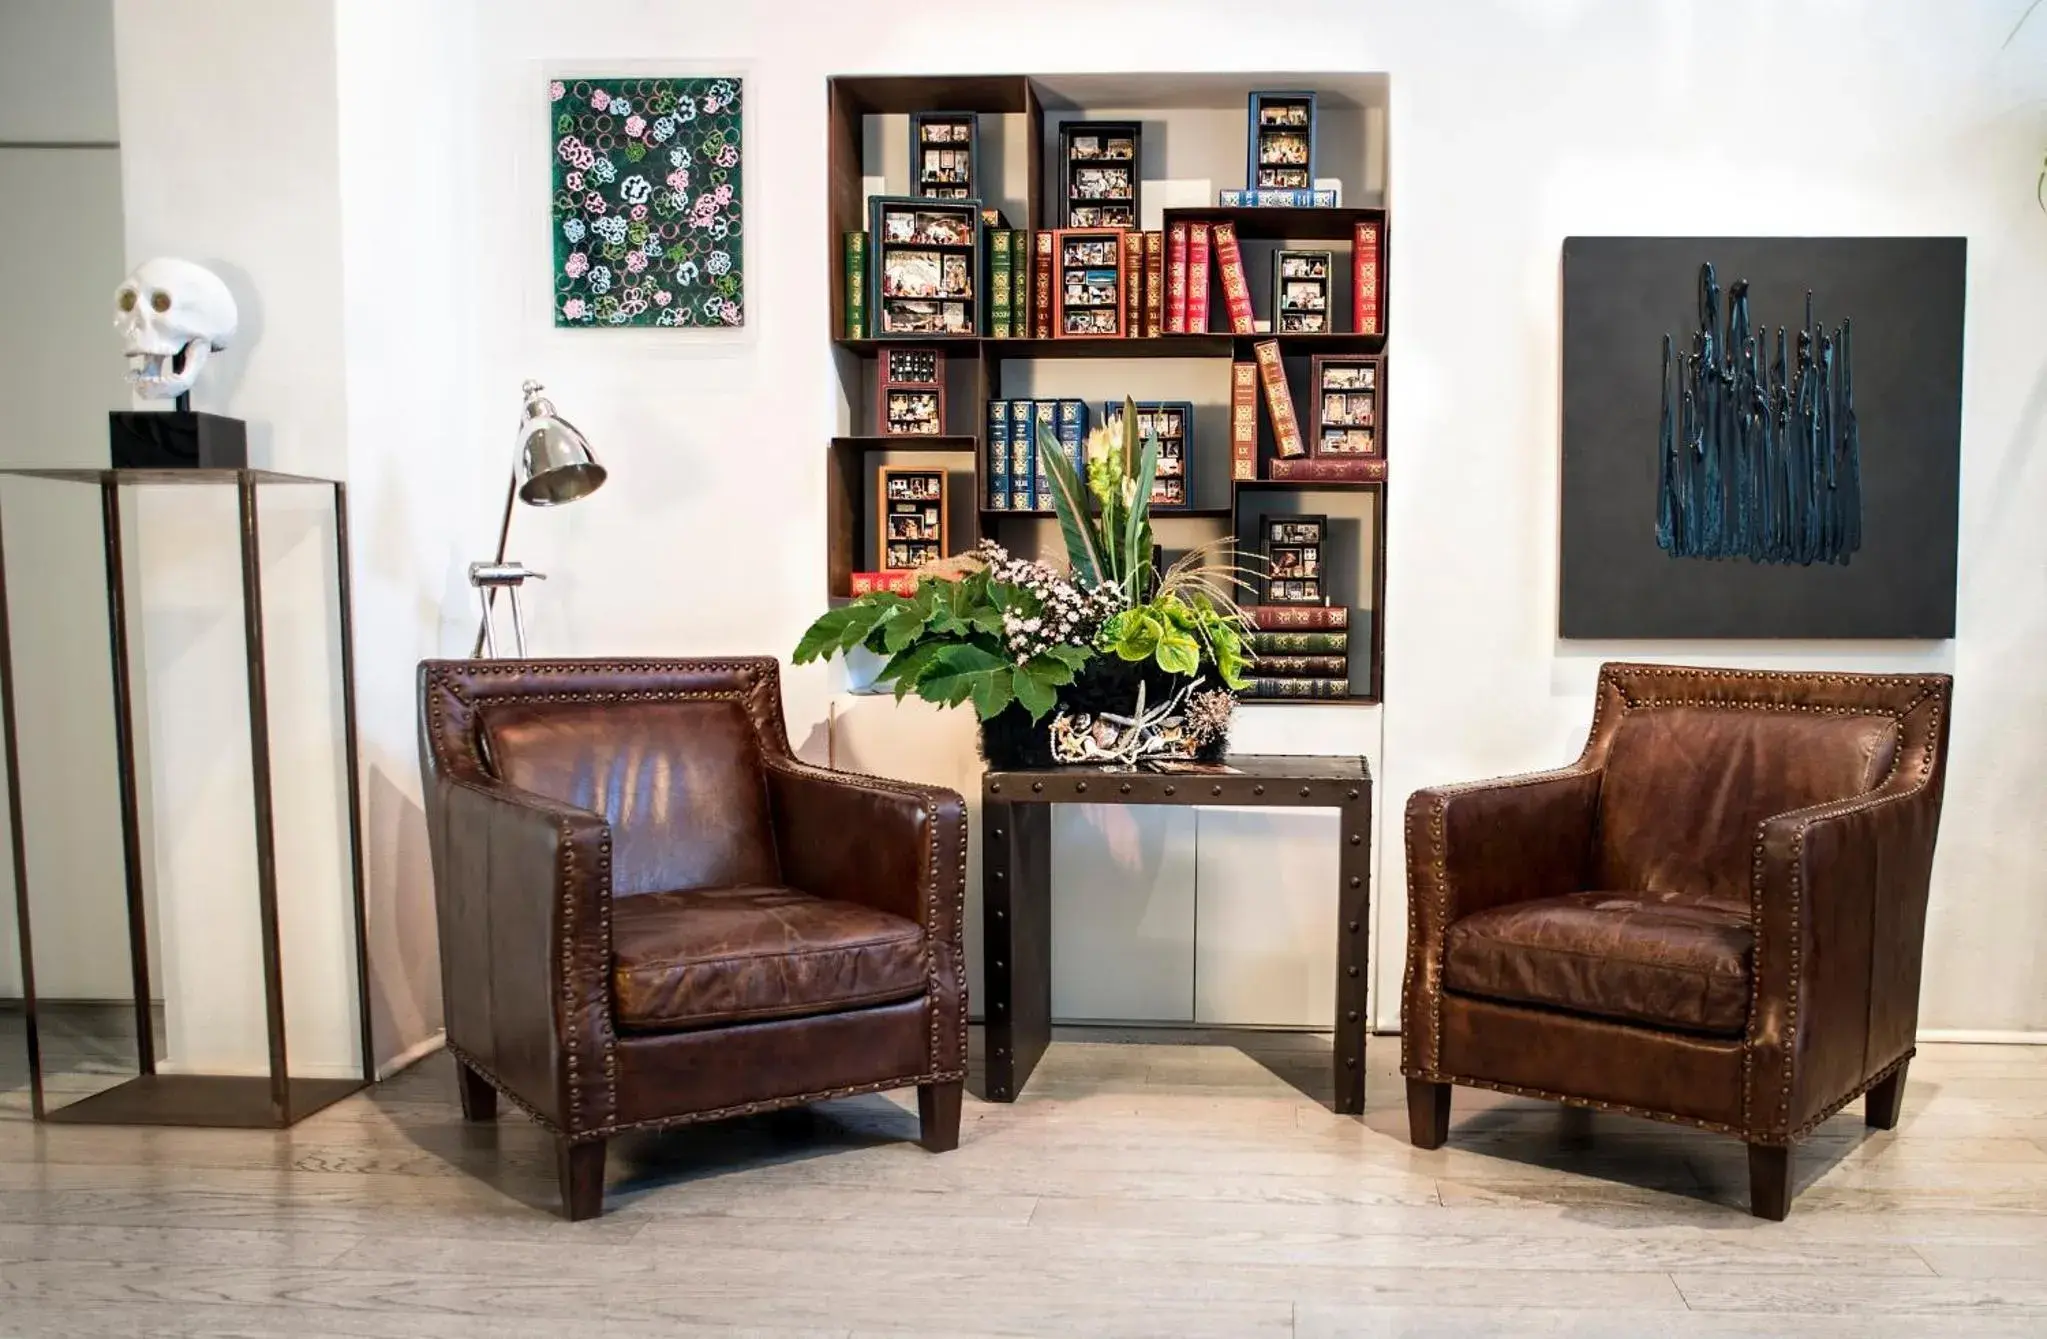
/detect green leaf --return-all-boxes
[970,667,1016,719]
[917,643,1015,719]
[793,598,893,663]
[1038,423,1106,588]
[881,640,947,700]
[1155,626,1201,676]
[879,600,931,654]
[1125,428,1159,598]
[1021,653,1079,690]
[1011,666,1057,720]
[1042,643,1093,672]
[1108,608,1163,662]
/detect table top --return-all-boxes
[0,468,338,487]
[984,754,1369,805]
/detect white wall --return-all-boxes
[102,0,2047,1063]
[0,0,137,1003]
[109,0,362,1076]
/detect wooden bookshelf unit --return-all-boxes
[825,74,1390,703]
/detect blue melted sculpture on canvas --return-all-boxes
[1656,263,1861,565]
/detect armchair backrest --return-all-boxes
[1582,664,1951,907]
[420,658,792,897]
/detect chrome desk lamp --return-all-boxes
[469,380,607,657]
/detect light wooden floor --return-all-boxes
[5,1015,2047,1336]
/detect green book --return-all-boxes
[1011,230,1030,339]
[843,232,867,339]
[1249,630,1349,655]
[989,228,1013,337]
[1244,676,1351,700]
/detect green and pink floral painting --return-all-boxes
[551,76,742,328]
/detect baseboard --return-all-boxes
[378,1030,446,1080]
[156,1059,366,1080]
[1917,1029,2047,1046]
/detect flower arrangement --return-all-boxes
[795,400,1254,767]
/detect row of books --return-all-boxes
[1168,218,1383,337]
[844,215,1385,342]
[1241,606,1361,699]
[985,399,1088,512]
[1228,348,1390,481]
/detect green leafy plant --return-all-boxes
[793,398,1254,721]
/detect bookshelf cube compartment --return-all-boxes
[877,347,947,437]
[1273,249,1334,335]
[1059,120,1141,229]
[911,111,979,200]
[878,466,950,572]
[1247,92,1318,192]
[1307,354,1383,459]
[1052,229,1131,338]
[1100,399,1194,510]
[868,195,983,339]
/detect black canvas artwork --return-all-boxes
[1560,237,1964,639]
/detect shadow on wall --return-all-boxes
[367,765,439,1071]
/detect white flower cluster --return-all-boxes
[978,542,1121,661]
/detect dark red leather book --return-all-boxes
[1265,456,1388,481]
[1166,222,1188,333]
[1212,221,1255,334]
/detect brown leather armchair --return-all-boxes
[1401,663,1952,1219]
[418,657,967,1219]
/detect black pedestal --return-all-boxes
[109,410,248,470]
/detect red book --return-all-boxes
[1211,221,1255,335]
[1143,231,1163,338]
[1251,338,1306,458]
[1186,222,1212,332]
[1033,231,1054,339]
[1265,456,1388,482]
[1230,360,1258,480]
[849,571,921,597]
[1244,604,1349,631]
[1165,222,1189,334]
[1353,219,1384,336]
[1122,230,1145,339]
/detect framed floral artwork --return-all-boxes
[550,76,743,327]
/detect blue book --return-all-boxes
[985,399,1011,511]
[1217,187,1339,208]
[1009,399,1037,510]
[1057,399,1089,484]
[1033,401,1058,511]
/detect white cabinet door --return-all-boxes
[1191,807,1338,1027]
[1050,805,1196,1023]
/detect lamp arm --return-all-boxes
[469,466,522,657]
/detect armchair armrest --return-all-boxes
[1406,766,1603,930]
[764,758,968,1078]
[1402,766,1602,1079]
[430,774,616,1135]
[763,757,966,940]
[1746,781,1944,1139]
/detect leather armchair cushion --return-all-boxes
[1442,890,1754,1036]
[1595,705,1897,905]
[478,698,782,897]
[611,885,928,1031]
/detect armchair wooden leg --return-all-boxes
[918,1080,962,1153]
[1866,1061,1909,1130]
[1748,1143,1791,1221]
[455,1060,496,1122]
[1406,1079,1451,1149]
[556,1137,606,1221]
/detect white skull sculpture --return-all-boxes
[113,258,239,401]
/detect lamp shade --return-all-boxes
[515,380,606,506]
